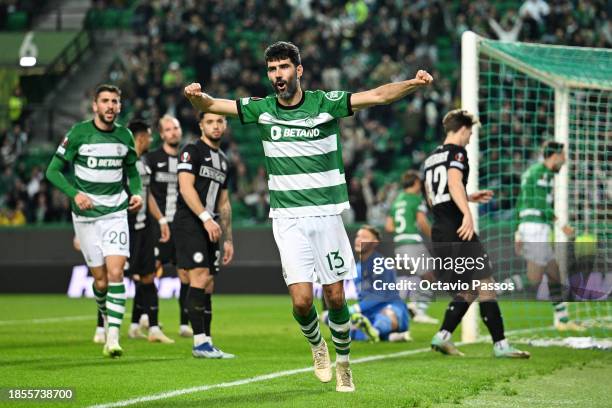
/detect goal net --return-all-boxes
[461,31,611,343]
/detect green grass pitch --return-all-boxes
[0,295,610,407]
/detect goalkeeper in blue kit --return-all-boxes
[346,225,412,343]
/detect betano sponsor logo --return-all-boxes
[270,125,320,141]
[86,157,123,168]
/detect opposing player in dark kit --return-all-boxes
[146,115,193,337]
[424,109,529,358]
[125,120,174,344]
[174,112,235,359]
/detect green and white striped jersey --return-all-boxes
[236,90,353,218]
[516,162,555,225]
[54,120,138,220]
[389,192,428,244]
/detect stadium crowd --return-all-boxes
[0,143,73,225]
[1,0,610,225]
[0,0,45,30]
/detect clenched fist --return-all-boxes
[414,70,433,85]
[184,83,203,100]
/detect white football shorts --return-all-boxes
[517,222,555,267]
[73,212,130,267]
[272,214,356,286]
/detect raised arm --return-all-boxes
[184,83,238,117]
[350,70,433,112]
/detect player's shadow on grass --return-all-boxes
[139,389,317,407]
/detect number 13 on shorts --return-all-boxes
[325,250,345,271]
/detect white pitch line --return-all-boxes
[88,325,546,408]
[87,346,434,408]
[0,315,93,326]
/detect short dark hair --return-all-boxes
[542,140,564,158]
[401,170,421,189]
[94,84,121,100]
[442,109,479,133]
[360,224,381,241]
[264,41,301,66]
[128,119,150,137]
[198,111,226,121]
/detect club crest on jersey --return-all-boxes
[193,252,204,263]
[181,152,191,162]
[325,91,343,101]
[455,152,465,162]
[221,161,227,171]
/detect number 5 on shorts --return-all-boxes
[325,250,345,271]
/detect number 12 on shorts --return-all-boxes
[325,250,345,271]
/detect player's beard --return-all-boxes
[204,133,222,147]
[97,110,116,125]
[272,73,298,100]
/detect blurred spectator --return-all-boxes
[348,177,367,223]
[8,87,26,125]
[519,0,550,39]
[488,10,523,41]
[0,200,26,226]
[162,61,184,91]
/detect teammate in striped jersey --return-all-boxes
[46,84,143,358]
[185,41,433,391]
[385,170,438,324]
[515,141,584,331]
